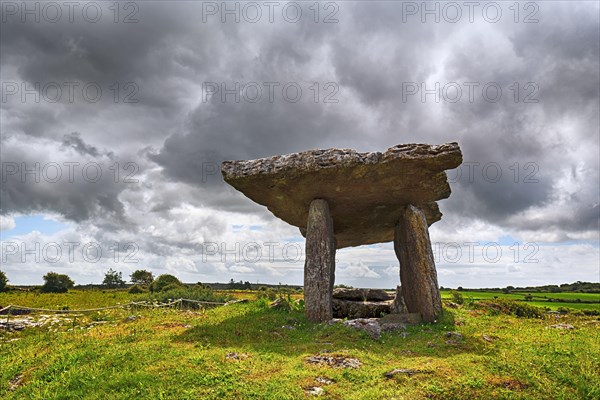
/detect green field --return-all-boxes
[1,290,599,399]
[440,290,600,312]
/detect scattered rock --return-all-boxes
[445,301,459,309]
[306,387,323,396]
[444,331,464,340]
[124,315,139,322]
[306,355,362,369]
[482,334,497,342]
[384,368,433,378]
[343,318,381,339]
[332,299,391,319]
[315,377,333,385]
[380,322,406,333]
[549,324,575,330]
[281,325,296,330]
[8,374,24,391]
[427,341,438,348]
[226,352,249,360]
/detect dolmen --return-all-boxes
[222,142,463,323]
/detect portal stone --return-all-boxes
[304,199,336,322]
[394,205,442,322]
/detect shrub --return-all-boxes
[41,272,74,293]
[150,274,182,292]
[266,288,277,301]
[144,286,230,306]
[128,284,146,294]
[451,290,464,305]
[477,298,543,318]
[0,271,8,292]
[556,307,570,314]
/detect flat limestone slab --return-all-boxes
[222,142,462,248]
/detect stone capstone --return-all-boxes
[222,142,462,248]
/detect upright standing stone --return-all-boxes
[394,205,442,322]
[304,199,336,322]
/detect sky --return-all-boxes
[1,1,599,288]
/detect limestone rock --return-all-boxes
[378,312,422,325]
[332,288,393,302]
[222,142,462,248]
[391,285,408,314]
[332,299,391,319]
[304,199,336,322]
[343,318,382,339]
[394,205,442,322]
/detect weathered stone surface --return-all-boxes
[304,199,336,322]
[394,205,442,322]
[391,285,408,314]
[378,312,423,325]
[222,143,462,248]
[332,299,391,319]
[332,288,394,302]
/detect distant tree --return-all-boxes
[457,286,463,291]
[102,269,126,288]
[0,271,8,292]
[150,274,182,292]
[41,272,74,293]
[524,294,533,301]
[243,281,252,290]
[130,269,154,286]
[228,278,236,289]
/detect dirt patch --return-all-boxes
[488,376,529,391]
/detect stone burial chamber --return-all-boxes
[221,142,463,323]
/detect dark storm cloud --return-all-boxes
[1,1,598,244]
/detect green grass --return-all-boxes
[441,290,600,312]
[1,290,599,399]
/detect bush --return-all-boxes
[150,274,182,292]
[128,284,146,294]
[0,271,8,292]
[266,288,277,301]
[41,272,75,293]
[144,286,230,306]
[477,298,543,318]
[451,290,464,305]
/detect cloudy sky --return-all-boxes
[1,1,598,288]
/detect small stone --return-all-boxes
[384,368,432,378]
[549,324,575,330]
[226,352,249,360]
[343,318,381,339]
[380,322,406,332]
[306,355,362,369]
[315,377,333,385]
[444,331,464,340]
[306,387,323,396]
[482,334,496,342]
